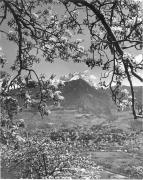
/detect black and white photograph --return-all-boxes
[0,0,143,179]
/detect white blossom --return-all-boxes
[54,90,62,96]
[32,13,39,19]
[76,39,83,43]
[112,17,118,24]
[64,29,72,38]
[44,44,54,50]
[25,93,31,100]
[48,79,60,89]
[50,15,55,20]
[111,26,123,32]
[127,18,135,26]
[123,52,132,61]
[16,135,26,142]
[133,54,143,64]
[78,45,84,53]
[61,36,68,43]
[72,10,79,16]
[54,91,64,101]
[58,80,65,86]
[49,37,57,43]
[57,95,64,100]
[48,90,54,98]
[54,21,59,29]
[26,99,32,103]
[41,25,46,30]
[63,15,68,19]
[121,89,129,95]
[137,17,142,23]
[126,28,130,34]
[127,17,142,26]
[42,89,46,94]
[8,30,14,34]
[117,63,125,72]
[128,95,132,99]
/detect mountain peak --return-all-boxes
[60,70,98,89]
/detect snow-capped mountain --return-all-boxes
[60,70,98,89]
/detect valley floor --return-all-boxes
[1,109,143,179]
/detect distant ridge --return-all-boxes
[60,70,98,89]
[6,71,142,119]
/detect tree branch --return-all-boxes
[66,0,142,119]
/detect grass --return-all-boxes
[17,108,115,130]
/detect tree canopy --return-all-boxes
[0,0,143,119]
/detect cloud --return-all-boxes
[89,74,97,81]
[0,46,2,51]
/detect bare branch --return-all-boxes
[0,2,7,25]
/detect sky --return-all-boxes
[0,3,101,82]
[0,0,143,87]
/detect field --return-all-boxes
[1,108,143,179]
